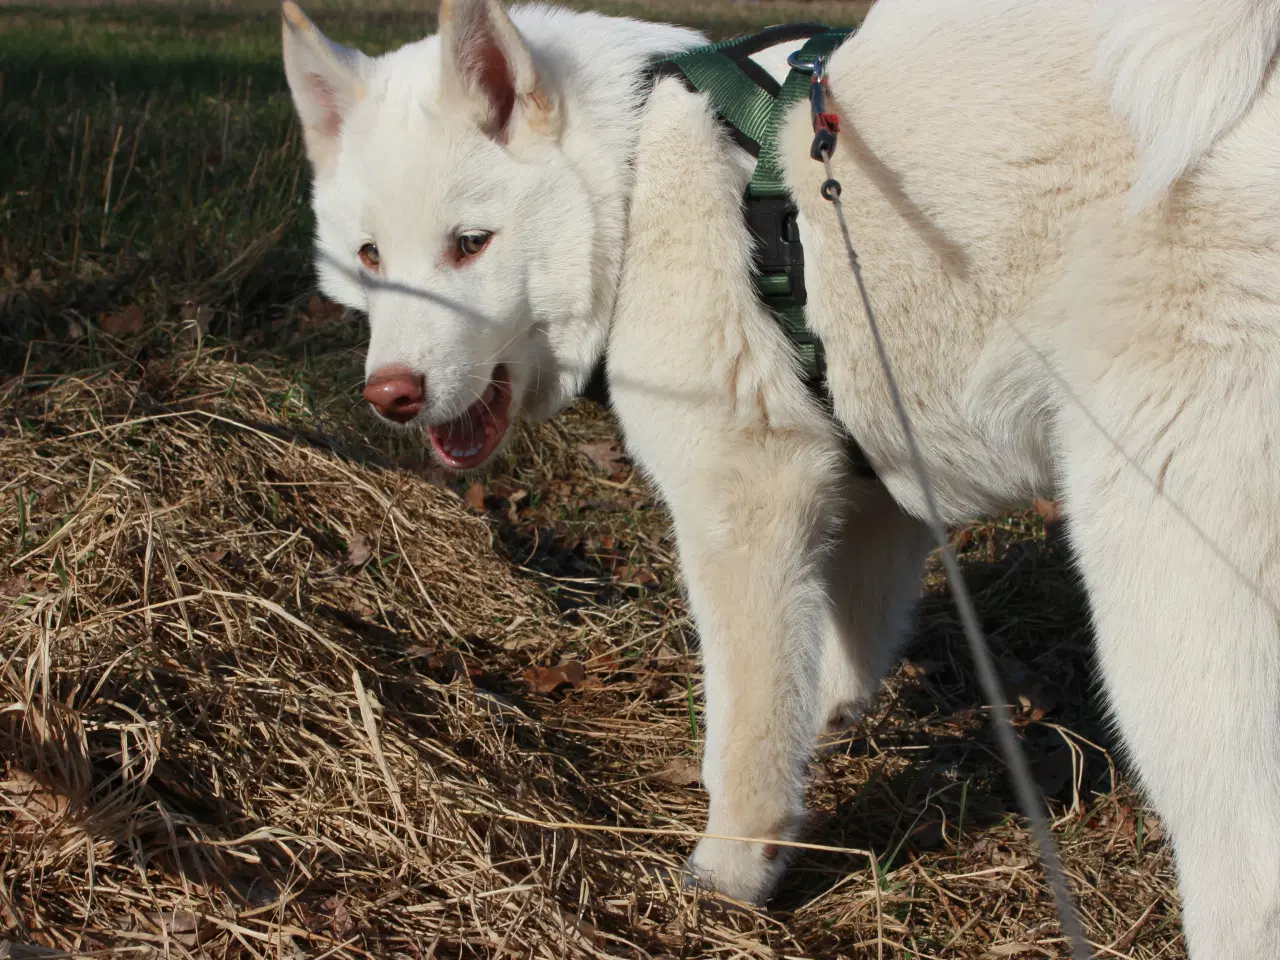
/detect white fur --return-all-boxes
[282,0,702,430]
[1096,0,1280,211]
[284,0,1280,954]
[748,37,808,84]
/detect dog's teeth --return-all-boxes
[483,384,498,405]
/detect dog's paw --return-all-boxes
[816,658,871,738]
[821,700,861,735]
[685,836,791,905]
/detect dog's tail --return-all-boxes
[1096,0,1280,211]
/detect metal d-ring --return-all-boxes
[786,50,818,74]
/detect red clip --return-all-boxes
[809,68,840,161]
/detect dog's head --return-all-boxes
[282,0,604,470]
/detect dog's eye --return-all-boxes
[456,230,493,260]
[358,243,380,270]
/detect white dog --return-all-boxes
[281,0,1280,954]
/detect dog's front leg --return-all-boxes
[619,419,844,903]
[608,76,847,903]
[676,431,843,902]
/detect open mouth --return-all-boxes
[428,364,513,470]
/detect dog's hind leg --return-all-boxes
[1056,324,1280,959]
[818,477,933,734]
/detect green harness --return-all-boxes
[584,24,875,476]
[650,24,853,390]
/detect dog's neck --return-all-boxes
[509,10,704,413]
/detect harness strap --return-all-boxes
[652,28,852,387]
[585,26,876,479]
[649,24,830,159]
[751,30,850,197]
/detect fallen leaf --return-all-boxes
[975,839,1030,868]
[1102,803,1137,849]
[1004,657,1057,722]
[0,576,33,598]
[969,837,995,858]
[646,675,673,698]
[464,482,487,512]
[0,769,70,830]
[1031,497,1061,523]
[1106,802,1163,848]
[145,909,215,948]
[950,527,975,551]
[579,441,628,475]
[656,757,701,786]
[902,659,944,679]
[1111,900,1160,952]
[99,304,145,336]
[345,534,373,568]
[615,565,658,588]
[524,661,587,694]
[437,649,481,684]
[1033,497,1066,542]
[304,295,344,328]
[321,897,354,937]
[1143,815,1165,844]
[907,814,946,851]
[1017,700,1044,723]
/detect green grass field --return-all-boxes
[0,3,1185,958]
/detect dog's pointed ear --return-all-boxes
[439,0,560,143]
[281,0,367,172]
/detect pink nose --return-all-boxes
[363,366,425,424]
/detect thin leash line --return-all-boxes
[817,151,1091,960]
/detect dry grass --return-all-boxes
[2,337,1184,959]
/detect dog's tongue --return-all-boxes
[428,371,512,470]
[438,411,485,454]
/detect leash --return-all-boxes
[793,50,1092,960]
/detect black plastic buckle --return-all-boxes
[745,191,806,308]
